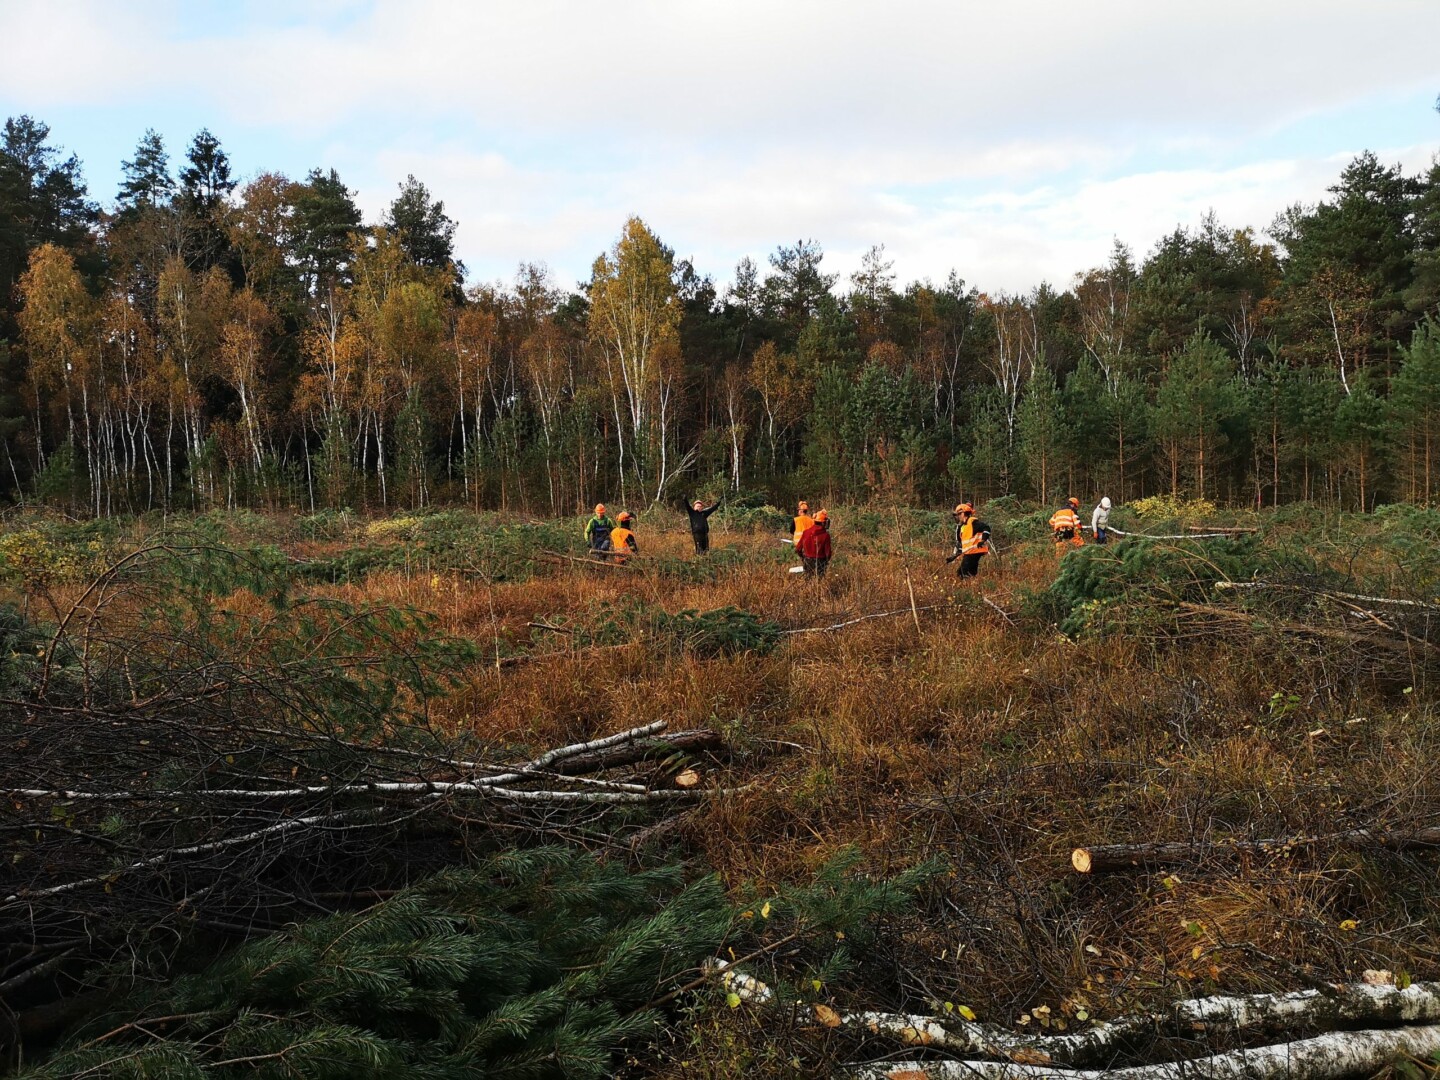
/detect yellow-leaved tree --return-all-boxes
[588,217,682,503]
[17,243,98,502]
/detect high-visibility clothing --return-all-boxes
[1049,508,1082,536]
[609,527,637,560]
[958,517,990,555]
[792,513,815,545]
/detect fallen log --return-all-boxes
[1188,525,1258,535]
[836,981,1440,1067]
[845,1024,1440,1080]
[1107,528,1243,541]
[712,970,1438,1075]
[554,728,722,774]
[1072,827,1440,873]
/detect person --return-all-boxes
[1091,496,1112,544]
[1049,497,1084,554]
[608,511,638,563]
[797,509,832,577]
[684,496,721,554]
[792,501,815,547]
[584,503,614,560]
[946,502,991,579]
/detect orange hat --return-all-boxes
[1067,497,1080,509]
[955,502,973,514]
[617,511,632,523]
[595,503,606,515]
[814,509,829,523]
[798,500,810,512]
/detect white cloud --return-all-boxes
[2,0,1437,294]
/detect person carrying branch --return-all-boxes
[1049,496,1084,555]
[797,509,832,577]
[584,503,614,560]
[609,511,638,563]
[683,496,721,554]
[946,502,991,579]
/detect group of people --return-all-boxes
[947,495,1113,580]
[581,493,1113,579]
[1046,495,1112,552]
[582,497,835,577]
[789,501,833,577]
[584,496,723,563]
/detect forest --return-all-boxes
[1,116,1439,517]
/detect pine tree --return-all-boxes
[1392,321,1440,503]
[1153,332,1245,499]
[117,128,175,210]
[385,174,459,274]
[1017,360,1065,502]
[291,167,363,288]
[177,128,237,270]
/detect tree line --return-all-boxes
[2,116,1439,516]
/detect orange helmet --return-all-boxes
[1067,497,1080,509]
[955,502,973,515]
[798,500,810,512]
[595,503,607,515]
[814,509,829,523]
[617,511,632,524]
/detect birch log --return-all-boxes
[829,983,1440,1069]
[844,1024,1440,1080]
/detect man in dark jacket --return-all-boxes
[683,496,721,554]
[797,510,832,577]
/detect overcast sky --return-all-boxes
[2,0,1437,295]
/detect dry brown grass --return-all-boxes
[10,507,1438,1075]
[310,520,1440,1018]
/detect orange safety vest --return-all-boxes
[793,514,814,545]
[960,518,989,555]
[1049,508,1081,535]
[609,527,636,559]
[1048,506,1082,541]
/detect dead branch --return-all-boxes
[782,605,946,636]
[538,549,642,569]
[1215,580,1440,612]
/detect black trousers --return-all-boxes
[957,553,984,578]
[802,557,829,577]
[691,528,709,554]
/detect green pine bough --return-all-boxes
[18,847,940,1080]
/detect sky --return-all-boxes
[1,0,1438,296]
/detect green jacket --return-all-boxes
[584,514,613,547]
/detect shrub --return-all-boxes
[1126,494,1218,522]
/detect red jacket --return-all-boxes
[798,523,832,560]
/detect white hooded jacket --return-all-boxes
[1092,497,1111,531]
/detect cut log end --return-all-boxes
[1071,848,1094,874]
